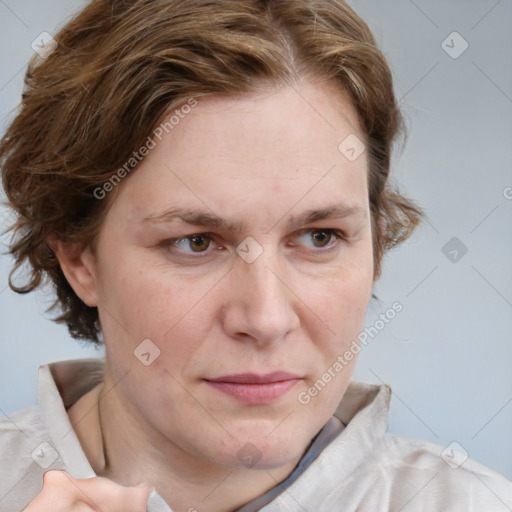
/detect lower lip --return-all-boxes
[206,379,300,404]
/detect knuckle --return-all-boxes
[42,469,70,486]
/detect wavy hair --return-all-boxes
[1,0,422,343]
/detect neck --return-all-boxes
[69,373,302,512]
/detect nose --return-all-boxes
[221,256,300,346]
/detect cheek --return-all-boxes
[96,248,187,330]
[95,254,221,370]
[301,255,374,340]
[296,261,372,414]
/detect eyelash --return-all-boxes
[159,229,347,258]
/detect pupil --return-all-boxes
[313,231,330,247]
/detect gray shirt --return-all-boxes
[1,359,511,511]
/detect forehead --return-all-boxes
[171,81,364,172]
[111,81,369,228]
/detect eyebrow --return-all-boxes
[141,204,366,232]
[286,205,366,228]
[141,207,243,231]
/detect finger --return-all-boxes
[68,476,151,511]
[25,471,151,512]
[24,471,79,511]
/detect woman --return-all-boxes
[1,0,511,510]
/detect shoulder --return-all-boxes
[301,432,512,511]
[0,406,65,511]
[367,433,512,510]
[317,381,512,510]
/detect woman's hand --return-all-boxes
[24,470,151,511]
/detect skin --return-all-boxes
[24,470,150,512]
[51,80,375,512]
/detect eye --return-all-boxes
[293,229,344,249]
[171,234,212,253]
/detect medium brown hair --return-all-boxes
[1,0,422,344]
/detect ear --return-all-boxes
[51,239,98,307]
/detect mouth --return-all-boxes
[204,372,302,404]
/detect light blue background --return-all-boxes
[1,0,511,480]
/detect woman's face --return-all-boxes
[83,81,374,469]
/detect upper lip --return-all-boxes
[206,372,301,384]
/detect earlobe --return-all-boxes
[51,239,98,307]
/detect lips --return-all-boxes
[205,372,301,403]
[208,372,300,384]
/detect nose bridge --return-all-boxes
[225,250,297,344]
[246,257,281,309]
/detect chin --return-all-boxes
[211,428,312,471]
